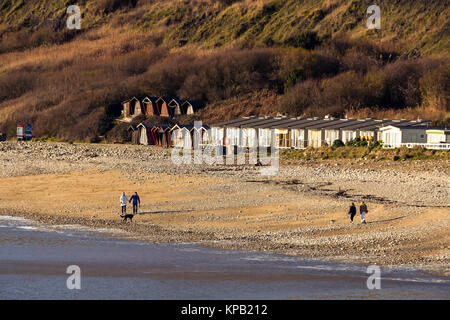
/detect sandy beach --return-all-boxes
[0,141,449,275]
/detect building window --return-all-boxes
[259,129,271,147]
[428,134,444,143]
[277,132,290,148]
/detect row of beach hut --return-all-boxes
[209,116,450,150]
[122,96,205,120]
[125,116,449,150]
[128,123,210,148]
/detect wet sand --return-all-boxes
[0,142,449,276]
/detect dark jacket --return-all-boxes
[360,204,368,213]
[129,195,140,205]
[348,205,356,215]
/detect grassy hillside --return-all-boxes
[1,0,448,52]
[0,0,448,141]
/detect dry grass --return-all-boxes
[347,105,450,123]
[0,0,448,141]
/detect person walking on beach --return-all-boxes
[360,201,368,224]
[120,192,129,214]
[348,202,357,223]
[129,192,141,215]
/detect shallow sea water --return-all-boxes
[0,215,448,300]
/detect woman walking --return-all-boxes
[348,202,357,223]
[120,192,129,214]
[360,201,368,224]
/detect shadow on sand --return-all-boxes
[137,210,193,215]
[367,216,407,224]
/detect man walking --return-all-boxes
[360,201,368,224]
[120,192,129,214]
[348,202,357,223]
[129,192,141,215]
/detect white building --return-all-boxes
[426,129,450,144]
[379,125,428,148]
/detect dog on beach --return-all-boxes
[120,214,134,222]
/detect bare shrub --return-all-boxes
[177,48,278,101]
[281,80,320,116]
[0,71,36,102]
[420,62,450,110]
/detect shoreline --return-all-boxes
[3,212,449,301]
[0,142,449,276]
[3,206,449,277]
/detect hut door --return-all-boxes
[140,128,148,145]
[134,102,142,116]
[132,131,140,145]
[291,129,304,149]
[247,129,257,148]
[309,130,321,148]
[183,129,192,149]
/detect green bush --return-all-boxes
[331,139,345,149]
[345,137,369,147]
[368,140,382,150]
[281,144,449,161]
